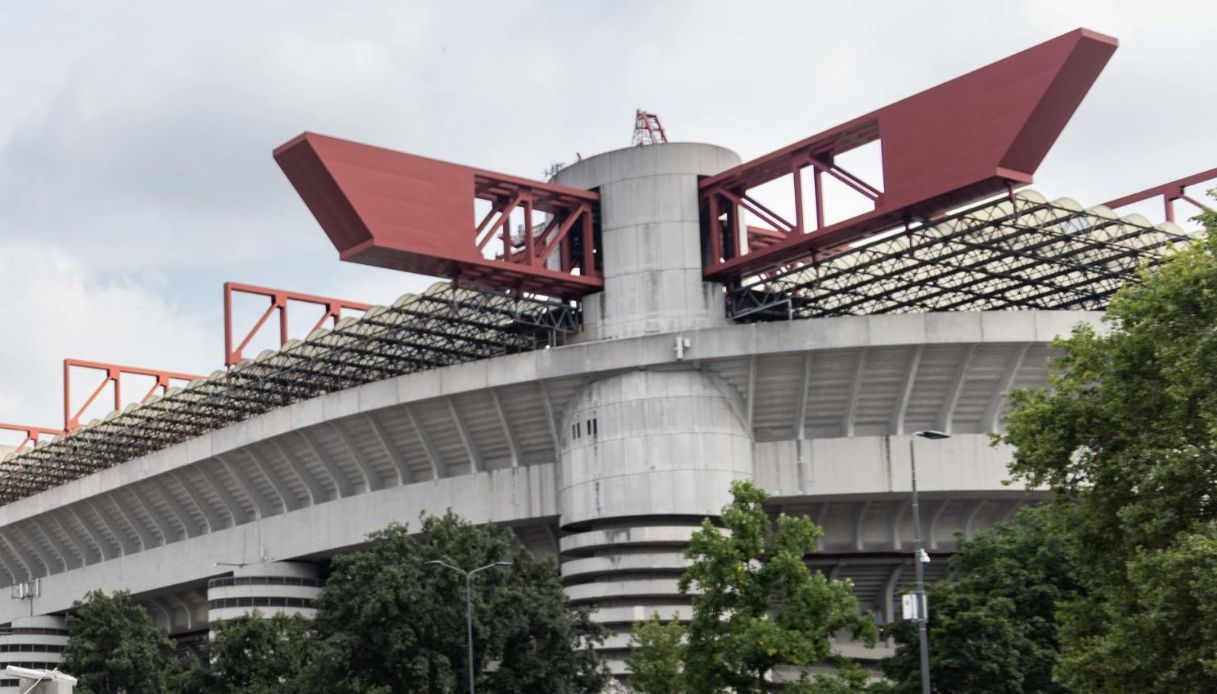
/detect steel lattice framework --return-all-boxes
[729,190,1195,321]
[0,284,578,503]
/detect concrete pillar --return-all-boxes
[553,144,753,671]
[553,143,740,341]
[0,615,69,694]
[206,561,321,625]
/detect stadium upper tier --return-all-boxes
[0,189,1193,506]
[0,284,578,503]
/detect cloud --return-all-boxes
[0,243,216,429]
[0,0,1213,432]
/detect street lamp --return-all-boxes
[909,430,949,694]
[427,560,512,694]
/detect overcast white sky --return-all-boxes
[1,1,1214,436]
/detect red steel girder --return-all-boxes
[274,133,602,298]
[224,282,372,366]
[64,359,202,431]
[1103,167,1217,223]
[702,28,1118,282]
[0,423,63,454]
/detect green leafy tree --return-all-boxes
[308,511,606,693]
[62,589,175,694]
[880,506,1081,693]
[1000,197,1217,691]
[626,613,685,694]
[166,612,317,693]
[676,480,877,692]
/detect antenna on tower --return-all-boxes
[632,109,668,146]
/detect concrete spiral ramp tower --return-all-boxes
[552,144,753,664]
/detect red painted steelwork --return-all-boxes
[274,134,602,298]
[0,423,63,454]
[1103,167,1217,223]
[224,282,372,366]
[633,109,668,146]
[63,359,202,431]
[701,28,1118,282]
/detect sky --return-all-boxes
[1,0,1214,438]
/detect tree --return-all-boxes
[1000,197,1217,691]
[62,589,175,694]
[628,480,877,693]
[166,612,317,693]
[307,511,607,693]
[626,614,684,694]
[879,506,1081,694]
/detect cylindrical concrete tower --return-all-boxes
[553,144,753,666]
[206,561,322,624]
[0,615,68,693]
[554,143,739,340]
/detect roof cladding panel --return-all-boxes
[0,284,578,505]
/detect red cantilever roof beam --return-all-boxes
[224,282,372,366]
[0,423,63,454]
[701,28,1119,282]
[1103,167,1217,223]
[274,134,602,298]
[63,359,202,431]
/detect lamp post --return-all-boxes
[909,430,949,694]
[427,560,512,694]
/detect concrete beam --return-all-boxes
[329,422,380,492]
[269,438,326,505]
[170,471,225,533]
[403,405,444,480]
[489,389,520,468]
[891,345,923,436]
[447,398,482,473]
[364,413,411,485]
[297,430,353,498]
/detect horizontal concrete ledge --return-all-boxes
[561,552,689,580]
[560,525,703,554]
[565,578,683,604]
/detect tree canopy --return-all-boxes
[308,511,607,693]
[629,480,877,693]
[166,612,317,694]
[62,589,175,694]
[999,200,1217,691]
[879,506,1080,694]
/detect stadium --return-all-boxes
[0,26,1211,685]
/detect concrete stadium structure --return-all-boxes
[0,27,1208,686]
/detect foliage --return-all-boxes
[627,480,877,693]
[879,506,1080,694]
[625,613,685,694]
[166,612,317,693]
[999,198,1217,691]
[308,511,607,693]
[62,589,175,694]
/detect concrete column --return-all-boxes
[553,143,753,671]
[553,143,740,341]
[206,561,321,624]
[0,615,69,693]
[558,369,754,668]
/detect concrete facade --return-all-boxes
[0,143,1098,675]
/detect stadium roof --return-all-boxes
[0,284,578,503]
[729,190,1195,321]
[0,190,1197,505]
